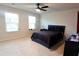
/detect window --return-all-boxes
[28,16,36,30]
[5,12,19,32]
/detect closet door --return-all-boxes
[77,12,79,33]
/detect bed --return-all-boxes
[31,25,65,49]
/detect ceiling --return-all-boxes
[0,3,79,14]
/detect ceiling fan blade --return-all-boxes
[41,6,48,8]
[39,8,47,11]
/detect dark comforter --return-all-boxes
[31,31,63,48]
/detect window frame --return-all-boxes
[5,12,19,32]
[28,16,36,30]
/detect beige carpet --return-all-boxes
[0,38,64,56]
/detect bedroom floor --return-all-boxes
[0,37,64,56]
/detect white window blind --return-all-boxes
[28,16,36,30]
[5,12,19,32]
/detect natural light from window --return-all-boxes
[5,12,19,32]
[28,16,36,30]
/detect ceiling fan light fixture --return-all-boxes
[35,8,41,12]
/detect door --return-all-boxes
[77,12,79,33]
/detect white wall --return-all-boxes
[41,9,78,38]
[0,5,40,41]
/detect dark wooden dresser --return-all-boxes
[64,35,79,56]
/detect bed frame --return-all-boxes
[48,25,65,34]
[31,25,65,49]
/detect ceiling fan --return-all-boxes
[36,3,49,11]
